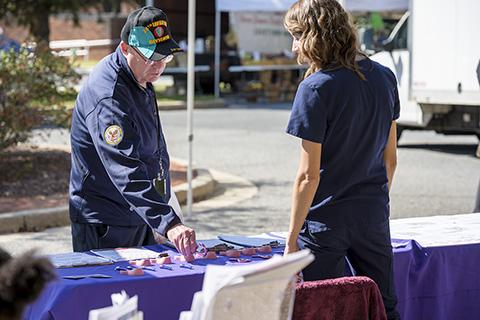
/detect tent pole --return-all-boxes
[214,0,221,98]
[186,0,196,216]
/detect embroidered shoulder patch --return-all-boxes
[104,125,123,146]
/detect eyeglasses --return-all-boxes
[130,46,174,65]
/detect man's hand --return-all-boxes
[153,231,168,244]
[166,223,197,262]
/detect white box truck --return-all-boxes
[370,0,480,151]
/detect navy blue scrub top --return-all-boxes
[69,46,180,236]
[286,58,400,226]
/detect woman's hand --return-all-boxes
[284,239,299,256]
[284,238,304,283]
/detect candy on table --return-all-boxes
[174,255,188,262]
[256,245,272,253]
[193,251,218,260]
[204,251,217,259]
[241,247,257,256]
[225,249,241,258]
[119,268,144,276]
[129,259,153,266]
[197,243,208,256]
[193,252,203,259]
[195,242,219,259]
[152,256,173,264]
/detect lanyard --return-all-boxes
[148,86,167,199]
[146,85,165,179]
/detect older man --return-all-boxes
[69,6,196,261]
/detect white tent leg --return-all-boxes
[186,0,196,216]
[214,0,221,98]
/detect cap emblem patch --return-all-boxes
[104,125,124,146]
[153,26,165,38]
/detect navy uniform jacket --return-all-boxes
[69,46,180,236]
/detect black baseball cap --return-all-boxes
[120,6,183,61]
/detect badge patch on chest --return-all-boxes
[104,125,123,146]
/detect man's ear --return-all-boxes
[120,41,129,55]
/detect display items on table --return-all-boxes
[26,221,480,320]
[27,235,288,318]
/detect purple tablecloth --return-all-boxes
[24,245,283,320]
[24,240,480,320]
[392,239,480,320]
[24,246,211,320]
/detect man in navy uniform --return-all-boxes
[69,6,197,261]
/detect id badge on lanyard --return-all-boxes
[153,160,167,200]
[153,174,167,199]
[151,88,167,200]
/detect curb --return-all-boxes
[174,168,216,205]
[0,150,216,234]
[157,98,226,111]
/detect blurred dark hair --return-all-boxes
[284,0,366,79]
[0,247,56,320]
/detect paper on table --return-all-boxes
[90,247,162,262]
[48,252,113,268]
[88,291,142,320]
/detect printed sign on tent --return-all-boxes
[229,12,292,54]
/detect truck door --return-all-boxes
[370,12,423,128]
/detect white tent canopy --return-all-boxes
[344,0,408,12]
[217,0,296,12]
[217,0,408,12]
[213,0,409,97]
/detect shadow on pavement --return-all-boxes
[186,205,271,233]
[398,143,478,157]
[226,102,292,110]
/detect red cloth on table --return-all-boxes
[293,276,387,320]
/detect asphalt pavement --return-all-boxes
[1,103,479,255]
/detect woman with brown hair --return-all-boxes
[283,0,400,319]
[0,247,56,320]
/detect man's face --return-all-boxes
[122,42,172,85]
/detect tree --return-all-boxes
[0,0,136,45]
[0,47,80,150]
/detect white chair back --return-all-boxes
[179,249,314,320]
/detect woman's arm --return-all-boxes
[285,139,322,255]
[384,121,398,191]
